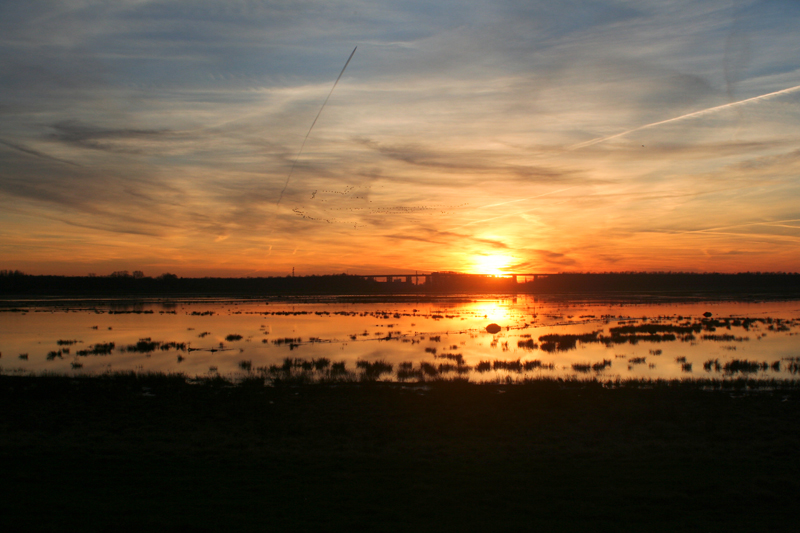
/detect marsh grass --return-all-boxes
[76,342,115,356]
[517,339,537,350]
[524,360,554,370]
[493,359,523,372]
[537,325,704,352]
[122,339,187,353]
[539,332,600,352]
[723,359,769,374]
[312,358,331,371]
[261,360,359,383]
[434,352,465,365]
[419,362,438,377]
[436,363,470,374]
[272,337,302,345]
[592,359,612,372]
[475,361,492,372]
[6,359,800,530]
[356,359,393,380]
[57,339,79,346]
[3,367,800,392]
[397,362,424,381]
[703,334,748,342]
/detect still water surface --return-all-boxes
[2,296,800,381]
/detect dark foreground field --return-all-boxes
[2,375,799,532]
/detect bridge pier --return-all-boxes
[360,273,544,284]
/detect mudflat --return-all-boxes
[2,374,799,532]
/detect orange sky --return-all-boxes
[2,1,800,277]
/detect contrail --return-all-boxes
[276,46,357,207]
[473,189,573,210]
[675,218,800,234]
[0,138,82,167]
[569,83,800,150]
[449,187,575,230]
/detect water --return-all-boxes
[2,296,800,381]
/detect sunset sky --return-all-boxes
[2,0,800,277]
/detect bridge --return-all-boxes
[356,272,550,285]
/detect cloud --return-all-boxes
[0,138,81,167]
[47,120,170,153]
[355,138,576,183]
[509,248,578,271]
[3,0,800,274]
[387,227,509,249]
[570,82,800,150]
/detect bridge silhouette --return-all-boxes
[355,272,551,285]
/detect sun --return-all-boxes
[471,254,514,276]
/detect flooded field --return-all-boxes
[2,296,800,382]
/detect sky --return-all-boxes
[2,0,800,277]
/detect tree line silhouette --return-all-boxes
[2,270,800,296]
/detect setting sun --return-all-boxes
[471,254,514,276]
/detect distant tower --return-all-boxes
[292,267,295,277]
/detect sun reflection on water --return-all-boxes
[2,297,800,382]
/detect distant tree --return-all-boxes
[110,270,130,278]
[132,270,145,279]
[157,273,178,281]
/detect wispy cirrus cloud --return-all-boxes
[2,0,800,275]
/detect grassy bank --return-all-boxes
[2,374,799,532]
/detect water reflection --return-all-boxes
[1,296,799,381]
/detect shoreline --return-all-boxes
[4,272,800,300]
[3,290,800,309]
[4,371,800,390]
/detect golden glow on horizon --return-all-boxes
[5,3,800,277]
[470,254,514,276]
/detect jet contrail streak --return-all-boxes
[662,230,800,243]
[570,83,800,150]
[449,187,575,230]
[675,218,800,234]
[472,187,577,211]
[276,46,357,207]
[0,138,82,167]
